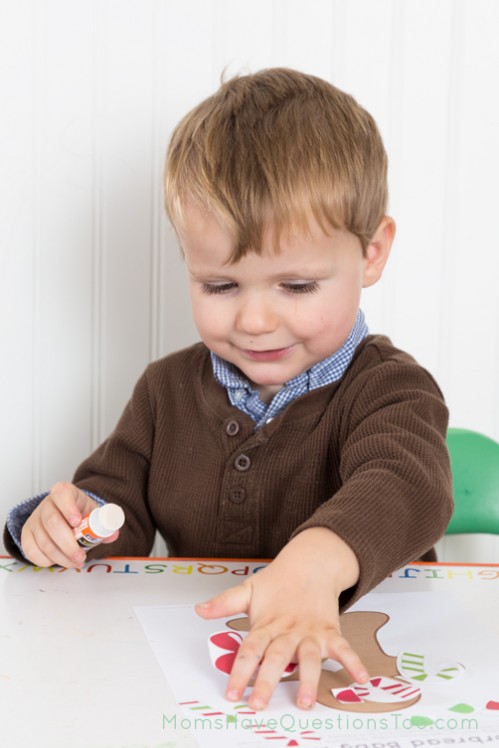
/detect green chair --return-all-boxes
[446,427,499,535]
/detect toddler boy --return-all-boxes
[4,68,453,710]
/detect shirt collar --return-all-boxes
[211,309,368,427]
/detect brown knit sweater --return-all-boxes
[5,335,453,609]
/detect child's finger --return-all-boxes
[225,625,273,704]
[48,482,87,527]
[39,497,90,562]
[326,632,369,684]
[245,634,297,710]
[195,580,252,619]
[20,525,56,567]
[39,516,87,567]
[295,636,323,709]
[22,523,85,568]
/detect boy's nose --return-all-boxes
[235,295,279,335]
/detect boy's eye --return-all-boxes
[201,282,237,295]
[281,281,319,294]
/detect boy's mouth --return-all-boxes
[240,346,293,362]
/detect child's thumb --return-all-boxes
[195,581,252,620]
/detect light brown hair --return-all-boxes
[164,67,388,259]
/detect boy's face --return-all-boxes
[178,203,393,402]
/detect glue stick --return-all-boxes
[74,504,125,548]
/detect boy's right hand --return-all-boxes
[20,482,113,568]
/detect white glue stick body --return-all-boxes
[74,504,125,549]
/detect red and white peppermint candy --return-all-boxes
[333,676,421,705]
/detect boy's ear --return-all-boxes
[362,216,396,288]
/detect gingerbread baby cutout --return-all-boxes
[209,611,424,713]
[316,611,423,712]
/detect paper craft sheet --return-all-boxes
[134,590,499,747]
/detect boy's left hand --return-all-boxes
[195,527,369,710]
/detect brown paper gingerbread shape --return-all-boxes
[222,610,421,713]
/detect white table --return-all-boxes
[1,556,498,748]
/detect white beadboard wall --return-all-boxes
[1,0,499,560]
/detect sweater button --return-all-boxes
[229,487,246,504]
[226,419,240,436]
[234,453,251,471]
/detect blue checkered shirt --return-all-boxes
[211,309,368,429]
